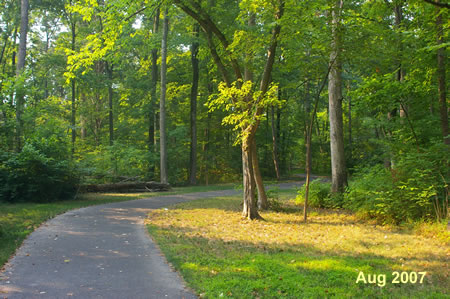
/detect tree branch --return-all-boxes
[423,0,450,9]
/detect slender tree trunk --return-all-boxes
[189,24,199,185]
[149,8,159,176]
[71,22,76,155]
[44,27,49,100]
[436,3,448,145]
[159,9,169,184]
[304,80,312,175]
[271,105,281,180]
[106,62,114,146]
[252,138,268,210]
[0,30,10,70]
[11,26,17,76]
[80,91,87,139]
[304,131,312,222]
[328,0,347,193]
[15,0,29,151]
[204,80,213,185]
[347,83,352,158]
[304,60,333,222]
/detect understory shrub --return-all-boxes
[345,143,448,224]
[266,188,283,211]
[295,179,338,208]
[0,141,79,203]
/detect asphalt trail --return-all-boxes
[0,182,305,299]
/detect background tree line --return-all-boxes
[0,0,448,223]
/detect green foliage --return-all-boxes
[78,142,151,183]
[295,180,338,209]
[0,141,79,203]
[207,80,282,145]
[345,144,448,224]
[266,187,284,212]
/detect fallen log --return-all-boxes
[79,181,171,193]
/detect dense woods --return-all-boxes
[0,0,448,223]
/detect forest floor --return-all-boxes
[146,188,449,298]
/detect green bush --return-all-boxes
[0,142,79,203]
[345,143,448,224]
[266,188,284,212]
[295,180,337,208]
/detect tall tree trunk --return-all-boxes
[80,91,87,139]
[436,3,448,145]
[11,26,17,76]
[149,8,159,176]
[189,24,199,185]
[204,80,213,185]
[71,22,76,155]
[347,83,352,159]
[159,9,169,184]
[271,106,281,180]
[304,81,311,176]
[44,26,49,100]
[243,13,267,209]
[328,0,347,193]
[106,62,114,146]
[15,0,29,151]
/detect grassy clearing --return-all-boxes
[146,191,449,298]
[0,184,236,268]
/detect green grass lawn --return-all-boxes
[0,183,236,268]
[146,191,449,298]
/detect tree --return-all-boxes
[328,0,347,193]
[149,6,160,177]
[188,24,199,185]
[15,0,29,151]
[159,8,169,184]
[174,0,284,219]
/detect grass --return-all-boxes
[0,183,237,268]
[146,190,449,298]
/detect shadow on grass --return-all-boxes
[148,224,447,299]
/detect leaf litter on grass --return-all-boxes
[147,196,449,298]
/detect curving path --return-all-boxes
[0,182,305,299]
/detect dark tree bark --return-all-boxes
[189,24,199,185]
[159,9,169,184]
[328,0,347,193]
[149,8,159,176]
[15,0,29,151]
[436,3,448,145]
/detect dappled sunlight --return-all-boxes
[147,202,449,284]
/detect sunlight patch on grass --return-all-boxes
[147,195,449,298]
